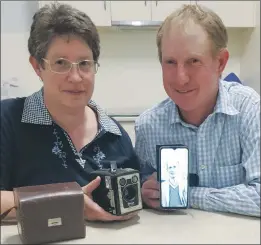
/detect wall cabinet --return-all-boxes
[151,1,191,21]
[193,1,256,28]
[111,1,151,22]
[110,1,191,22]
[58,1,111,26]
[39,1,111,26]
[38,1,257,28]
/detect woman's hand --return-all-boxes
[82,176,139,222]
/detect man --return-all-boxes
[161,161,187,208]
[135,4,260,217]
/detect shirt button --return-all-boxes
[201,165,207,170]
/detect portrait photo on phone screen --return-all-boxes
[160,147,189,209]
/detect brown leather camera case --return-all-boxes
[13,182,86,244]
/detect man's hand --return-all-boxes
[141,172,160,209]
[82,176,139,222]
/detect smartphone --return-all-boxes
[158,145,189,209]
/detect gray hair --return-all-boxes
[28,2,100,65]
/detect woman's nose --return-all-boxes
[68,65,83,83]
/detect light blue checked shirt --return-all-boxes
[135,80,260,217]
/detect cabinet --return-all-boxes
[193,1,256,27]
[110,1,151,22]
[38,1,257,28]
[39,1,111,26]
[110,1,191,23]
[58,1,111,26]
[151,1,191,21]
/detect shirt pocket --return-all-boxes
[214,163,245,188]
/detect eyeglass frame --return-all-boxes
[41,58,100,74]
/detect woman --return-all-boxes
[1,3,139,222]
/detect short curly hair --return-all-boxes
[28,2,100,65]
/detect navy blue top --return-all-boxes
[1,89,140,190]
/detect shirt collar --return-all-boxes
[21,88,122,136]
[214,80,239,115]
[169,80,239,125]
[169,100,182,125]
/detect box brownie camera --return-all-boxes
[13,182,86,244]
[88,160,143,216]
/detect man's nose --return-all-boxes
[176,65,189,85]
[68,65,83,83]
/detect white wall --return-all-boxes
[93,27,245,115]
[1,27,247,111]
[1,1,41,98]
[1,1,259,144]
[95,28,246,144]
[240,1,260,94]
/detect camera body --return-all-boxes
[88,162,143,216]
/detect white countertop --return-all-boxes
[1,209,260,244]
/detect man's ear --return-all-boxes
[217,48,229,75]
[29,56,42,78]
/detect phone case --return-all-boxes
[157,144,189,210]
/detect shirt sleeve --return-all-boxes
[1,99,17,190]
[189,101,260,217]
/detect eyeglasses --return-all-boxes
[42,58,100,74]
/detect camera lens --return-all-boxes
[119,178,126,186]
[131,175,138,183]
[123,185,136,202]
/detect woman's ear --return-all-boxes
[29,56,42,78]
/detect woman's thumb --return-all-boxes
[82,176,101,195]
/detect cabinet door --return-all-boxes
[57,1,111,26]
[194,1,256,27]
[151,1,191,21]
[111,1,151,22]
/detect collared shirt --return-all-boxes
[1,88,139,190]
[135,80,260,217]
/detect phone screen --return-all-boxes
[159,146,189,209]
